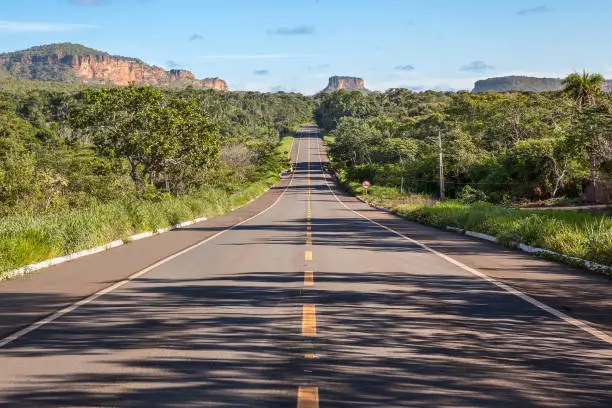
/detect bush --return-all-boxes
[457,185,489,204]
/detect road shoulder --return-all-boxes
[327,175,612,338]
[0,176,292,340]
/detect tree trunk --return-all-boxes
[127,158,141,190]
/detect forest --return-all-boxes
[0,83,312,274]
[316,73,612,203]
[1,72,612,275]
[315,73,612,269]
[1,85,312,216]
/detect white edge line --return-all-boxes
[0,136,301,349]
[2,186,283,281]
[314,131,612,346]
[447,228,612,273]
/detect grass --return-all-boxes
[394,202,612,269]
[335,170,612,271]
[0,136,295,279]
[277,134,294,157]
[0,181,273,278]
[336,169,435,208]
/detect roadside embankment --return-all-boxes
[0,135,294,280]
[333,170,612,276]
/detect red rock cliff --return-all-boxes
[70,55,228,90]
[0,43,228,91]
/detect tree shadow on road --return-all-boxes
[2,269,612,407]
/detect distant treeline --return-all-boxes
[0,84,313,216]
[316,76,612,202]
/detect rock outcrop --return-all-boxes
[473,76,612,94]
[0,43,228,90]
[323,76,367,92]
[472,76,563,93]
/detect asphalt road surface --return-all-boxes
[1,126,612,407]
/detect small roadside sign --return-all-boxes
[362,180,371,194]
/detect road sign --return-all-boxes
[362,180,371,189]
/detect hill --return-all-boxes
[472,76,563,93]
[0,43,227,90]
[473,75,612,93]
[323,76,368,92]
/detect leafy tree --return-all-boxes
[71,86,219,192]
[562,71,606,108]
[317,86,611,202]
[329,117,382,166]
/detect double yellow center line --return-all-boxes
[298,386,319,408]
[298,133,319,407]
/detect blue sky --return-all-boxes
[1,0,611,93]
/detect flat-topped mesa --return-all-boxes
[0,43,228,90]
[473,75,612,94]
[472,76,563,93]
[323,76,367,92]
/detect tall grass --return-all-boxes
[393,201,612,267]
[0,181,274,277]
[0,135,295,279]
[277,134,294,156]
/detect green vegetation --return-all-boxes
[393,202,612,269]
[0,81,312,276]
[317,72,612,203]
[562,70,606,108]
[318,72,612,270]
[3,43,109,58]
[0,181,273,277]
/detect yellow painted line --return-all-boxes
[304,270,314,285]
[306,232,312,245]
[304,353,315,359]
[302,304,316,335]
[297,387,319,408]
[305,251,312,261]
[307,224,311,231]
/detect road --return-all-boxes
[1,126,612,407]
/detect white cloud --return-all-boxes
[200,54,315,60]
[0,20,97,33]
[268,26,315,36]
[517,5,553,16]
[460,60,495,72]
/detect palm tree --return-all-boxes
[562,70,606,108]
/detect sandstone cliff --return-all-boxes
[0,43,227,90]
[323,76,368,92]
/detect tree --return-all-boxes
[562,71,605,108]
[571,99,612,201]
[71,86,220,193]
[328,117,382,166]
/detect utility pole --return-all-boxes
[438,130,445,200]
[252,107,257,139]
